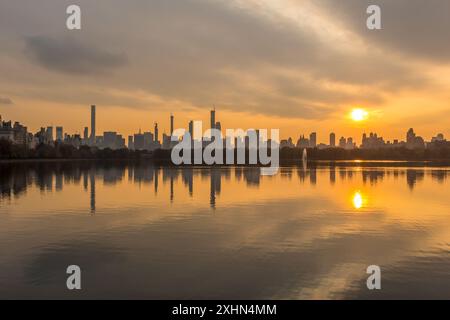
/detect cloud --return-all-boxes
[0,0,441,122]
[0,97,13,105]
[310,0,450,63]
[24,35,127,74]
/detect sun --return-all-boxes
[351,108,369,122]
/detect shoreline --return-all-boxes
[1,158,450,168]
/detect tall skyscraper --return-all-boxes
[330,133,336,147]
[90,105,96,145]
[170,114,174,136]
[128,136,134,150]
[210,108,216,130]
[154,122,159,143]
[56,126,63,142]
[83,127,89,143]
[309,132,317,148]
[188,120,194,141]
[46,126,53,142]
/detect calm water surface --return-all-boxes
[1,161,449,299]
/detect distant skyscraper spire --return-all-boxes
[170,113,174,136]
[210,107,216,130]
[90,105,96,145]
[154,122,159,143]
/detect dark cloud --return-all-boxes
[311,0,450,62]
[24,35,127,74]
[0,97,13,105]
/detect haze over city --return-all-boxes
[1,0,450,143]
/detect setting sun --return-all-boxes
[351,109,369,122]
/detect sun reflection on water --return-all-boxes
[352,191,364,209]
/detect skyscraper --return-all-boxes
[128,136,134,150]
[188,120,194,141]
[170,114,174,136]
[90,105,96,145]
[154,122,159,143]
[210,108,216,130]
[330,133,336,147]
[309,132,317,148]
[83,127,89,143]
[56,126,63,142]
[46,126,53,142]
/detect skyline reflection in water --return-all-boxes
[0,161,449,299]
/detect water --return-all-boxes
[0,161,449,299]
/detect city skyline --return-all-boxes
[1,1,450,142]
[1,105,448,151]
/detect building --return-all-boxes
[406,128,425,149]
[431,133,445,142]
[154,123,159,143]
[56,127,63,142]
[361,132,385,149]
[103,132,117,149]
[170,114,174,136]
[210,108,216,130]
[143,132,154,150]
[329,133,336,147]
[134,132,145,150]
[13,122,28,145]
[90,105,96,145]
[188,120,194,141]
[46,126,53,142]
[280,137,295,149]
[83,127,89,144]
[309,132,317,148]
[0,116,15,141]
[64,134,82,148]
[339,136,347,148]
[162,133,171,149]
[128,136,134,150]
[297,135,310,148]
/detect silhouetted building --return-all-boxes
[210,108,216,130]
[134,132,145,150]
[280,137,295,149]
[330,133,336,147]
[56,127,63,142]
[102,132,125,149]
[406,128,425,149]
[361,132,385,149]
[189,120,194,141]
[128,136,134,150]
[83,127,89,144]
[309,132,317,148]
[46,126,53,142]
[154,123,159,143]
[297,135,309,148]
[0,117,29,145]
[90,105,96,145]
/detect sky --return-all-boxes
[0,0,449,144]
